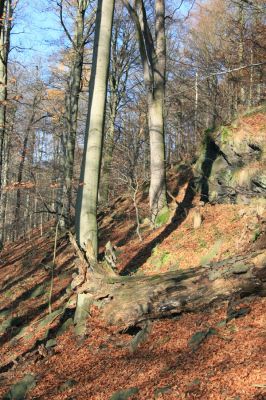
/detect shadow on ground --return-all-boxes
[121,178,196,275]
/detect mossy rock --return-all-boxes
[74,294,93,337]
[0,318,13,335]
[195,105,266,205]
[220,126,232,145]
[3,374,36,400]
[38,308,64,329]
[155,206,170,227]
[234,168,266,194]
[56,318,73,337]
[210,156,228,176]
[209,190,218,203]
[154,386,172,398]
[29,284,46,299]
[13,326,29,340]
[189,328,217,351]
[110,387,139,400]
[252,172,266,191]
[0,316,22,335]
[150,250,171,270]
[0,309,11,320]
[200,240,223,266]
[45,338,57,348]
[231,263,250,274]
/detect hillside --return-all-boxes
[0,108,265,399]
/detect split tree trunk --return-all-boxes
[100,13,134,204]
[75,0,115,257]
[71,248,266,329]
[62,1,88,226]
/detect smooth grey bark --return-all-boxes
[60,0,92,226]
[100,15,133,203]
[75,0,115,259]
[100,103,116,203]
[123,0,167,223]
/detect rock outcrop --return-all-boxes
[195,106,266,205]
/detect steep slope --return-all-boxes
[0,107,265,399]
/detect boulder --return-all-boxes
[195,117,266,204]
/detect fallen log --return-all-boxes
[69,242,266,330]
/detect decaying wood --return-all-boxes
[193,207,203,229]
[70,237,266,329]
[68,231,91,290]
[129,321,152,354]
[105,240,117,271]
[69,231,117,295]
[100,251,266,327]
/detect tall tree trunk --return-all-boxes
[0,0,12,246]
[0,0,8,187]
[75,0,115,259]
[100,14,133,204]
[123,0,167,223]
[149,0,167,221]
[148,90,167,221]
[60,0,89,226]
[0,130,9,244]
[64,53,84,225]
[100,105,116,204]
[238,2,245,106]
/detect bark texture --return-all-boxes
[100,13,134,204]
[0,0,12,245]
[61,0,91,225]
[123,0,167,222]
[75,0,115,257]
[70,246,266,329]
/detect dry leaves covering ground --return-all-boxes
[0,109,265,399]
[0,195,265,399]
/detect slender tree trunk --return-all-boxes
[148,89,167,221]
[64,53,83,225]
[123,0,167,222]
[75,0,115,259]
[100,14,133,204]
[149,0,167,222]
[62,3,87,226]
[195,71,198,132]
[0,0,8,187]
[100,109,116,204]
[0,0,11,246]
[238,3,245,105]
[14,109,35,230]
[249,48,254,107]
[0,131,9,243]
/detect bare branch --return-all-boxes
[57,0,76,47]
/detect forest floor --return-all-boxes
[0,111,266,399]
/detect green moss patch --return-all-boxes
[155,206,170,227]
